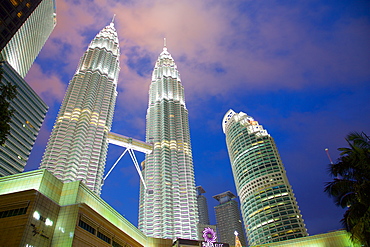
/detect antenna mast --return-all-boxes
[325,148,333,164]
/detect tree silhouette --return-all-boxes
[0,70,17,145]
[324,132,370,246]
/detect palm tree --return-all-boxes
[324,132,370,246]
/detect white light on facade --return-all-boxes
[45,218,53,226]
[33,211,40,220]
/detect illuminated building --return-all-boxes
[213,191,246,246]
[254,230,358,247]
[0,0,42,51]
[0,169,173,247]
[222,109,308,245]
[197,186,210,225]
[0,0,56,78]
[0,0,54,176]
[40,22,120,195]
[138,44,198,239]
[0,172,356,246]
[0,61,48,176]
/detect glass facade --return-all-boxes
[138,46,198,240]
[0,0,56,78]
[0,0,43,51]
[222,109,307,245]
[40,22,120,195]
[0,61,48,176]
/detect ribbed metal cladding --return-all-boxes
[0,0,56,78]
[138,46,198,240]
[0,61,48,176]
[222,109,308,246]
[40,23,120,195]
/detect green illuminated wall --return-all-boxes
[0,169,165,247]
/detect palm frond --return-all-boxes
[324,132,370,246]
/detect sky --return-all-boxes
[24,0,370,238]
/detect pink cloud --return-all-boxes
[27,0,370,133]
[25,63,66,105]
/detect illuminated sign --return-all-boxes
[202,227,224,247]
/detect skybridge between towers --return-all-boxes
[105,132,153,194]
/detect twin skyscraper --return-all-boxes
[39,22,306,245]
[39,21,199,240]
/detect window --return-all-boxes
[97,231,111,244]
[78,220,96,235]
[0,206,27,218]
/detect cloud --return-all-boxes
[25,63,66,106]
[34,0,369,123]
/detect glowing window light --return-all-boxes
[45,218,53,226]
[33,211,40,220]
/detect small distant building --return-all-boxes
[196,186,217,241]
[213,191,246,246]
[197,186,210,225]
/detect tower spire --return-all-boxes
[164,38,166,47]
[111,14,116,26]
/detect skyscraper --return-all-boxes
[0,0,56,78]
[222,109,308,245]
[197,186,210,225]
[138,44,198,240]
[0,0,43,51]
[0,61,48,176]
[213,191,246,246]
[40,22,120,195]
[196,186,216,241]
[0,0,54,176]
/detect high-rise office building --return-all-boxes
[0,0,56,78]
[138,44,198,240]
[0,0,43,51]
[222,109,308,245]
[40,22,120,195]
[213,191,246,246]
[0,61,48,176]
[197,186,210,225]
[0,0,54,176]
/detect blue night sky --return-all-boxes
[24,0,370,238]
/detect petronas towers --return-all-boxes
[40,22,120,195]
[138,45,198,239]
[40,22,198,239]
